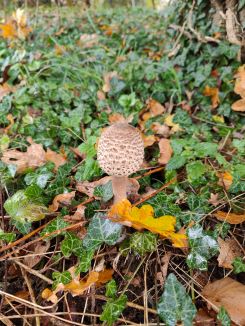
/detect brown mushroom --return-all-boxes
[97,122,144,203]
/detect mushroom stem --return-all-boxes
[111,176,128,204]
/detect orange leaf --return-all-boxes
[217,171,233,190]
[203,86,220,109]
[146,98,165,117]
[49,191,76,212]
[0,22,16,39]
[0,83,16,101]
[142,134,156,147]
[158,138,173,164]
[232,98,245,112]
[214,211,245,224]
[109,199,187,247]
[4,114,14,134]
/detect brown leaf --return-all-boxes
[202,277,245,325]
[102,71,119,93]
[64,203,86,223]
[0,83,16,101]
[76,176,112,198]
[203,86,220,109]
[151,122,170,137]
[1,138,46,173]
[232,98,245,112]
[234,65,245,98]
[217,238,242,269]
[158,253,171,285]
[194,309,215,326]
[108,113,127,124]
[214,211,245,224]
[45,148,67,170]
[217,171,233,190]
[79,33,98,48]
[4,114,14,134]
[158,138,173,164]
[143,134,156,147]
[23,240,50,268]
[49,191,76,212]
[208,193,220,207]
[146,98,165,116]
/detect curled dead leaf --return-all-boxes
[151,122,170,137]
[49,191,76,212]
[23,240,50,268]
[158,138,173,165]
[143,134,156,147]
[45,148,67,170]
[214,211,245,224]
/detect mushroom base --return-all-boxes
[111,175,128,204]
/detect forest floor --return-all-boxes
[0,5,245,326]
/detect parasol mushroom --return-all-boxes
[97,122,144,203]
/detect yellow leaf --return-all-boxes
[164,114,182,133]
[203,85,220,109]
[217,171,233,190]
[142,134,156,147]
[109,199,187,247]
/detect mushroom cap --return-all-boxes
[97,122,144,177]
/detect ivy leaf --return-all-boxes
[0,229,16,243]
[4,185,47,234]
[129,231,157,256]
[78,136,97,159]
[61,232,83,257]
[52,271,72,289]
[105,279,117,298]
[217,306,231,326]
[186,161,206,182]
[83,213,122,250]
[94,181,113,202]
[76,248,95,273]
[232,257,245,274]
[100,294,127,325]
[157,273,197,326]
[187,225,219,270]
[40,216,70,239]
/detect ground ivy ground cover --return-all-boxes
[0,3,244,325]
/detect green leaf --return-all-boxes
[4,186,47,234]
[75,158,102,181]
[157,273,197,326]
[76,247,95,273]
[194,142,218,158]
[166,155,186,171]
[187,225,219,270]
[83,213,122,250]
[186,161,206,182]
[94,181,113,202]
[217,306,231,326]
[0,229,16,243]
[52,271,72,289]
[61,232,83,257]
[78,136,97,159]
[232,257,245,274]
[129,231,157,256]
[100,294,127,325]
[40,216,70,239]
[105,279,117,298]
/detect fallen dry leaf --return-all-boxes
[202,277,245,325]
[194,309,215,326]
[151,122,170,137]
[143,134,156,147]
[217,237,242,269]
[158,138,173,164]
[164,114,182,133]
[102,71,120,93]
[234,65,245,98]
[42,268,113,303]
[208,193,220,207]
[146,98,165,117]
[79,33,99,48]
[97,90,106,101]
[108,113,127,124]
[23,240,50,268]
[109,199,187,247]
[45,148,67,170]
[4,114,14,134]
[217,171,233,190]
[203,85,220,109]
[0,83,16,101]
[0,9,31,40]
[232,98,245,112]
[1,138,46,173]
[49,191,76,212]
[214,211,245,224]
[64,203,86,223]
